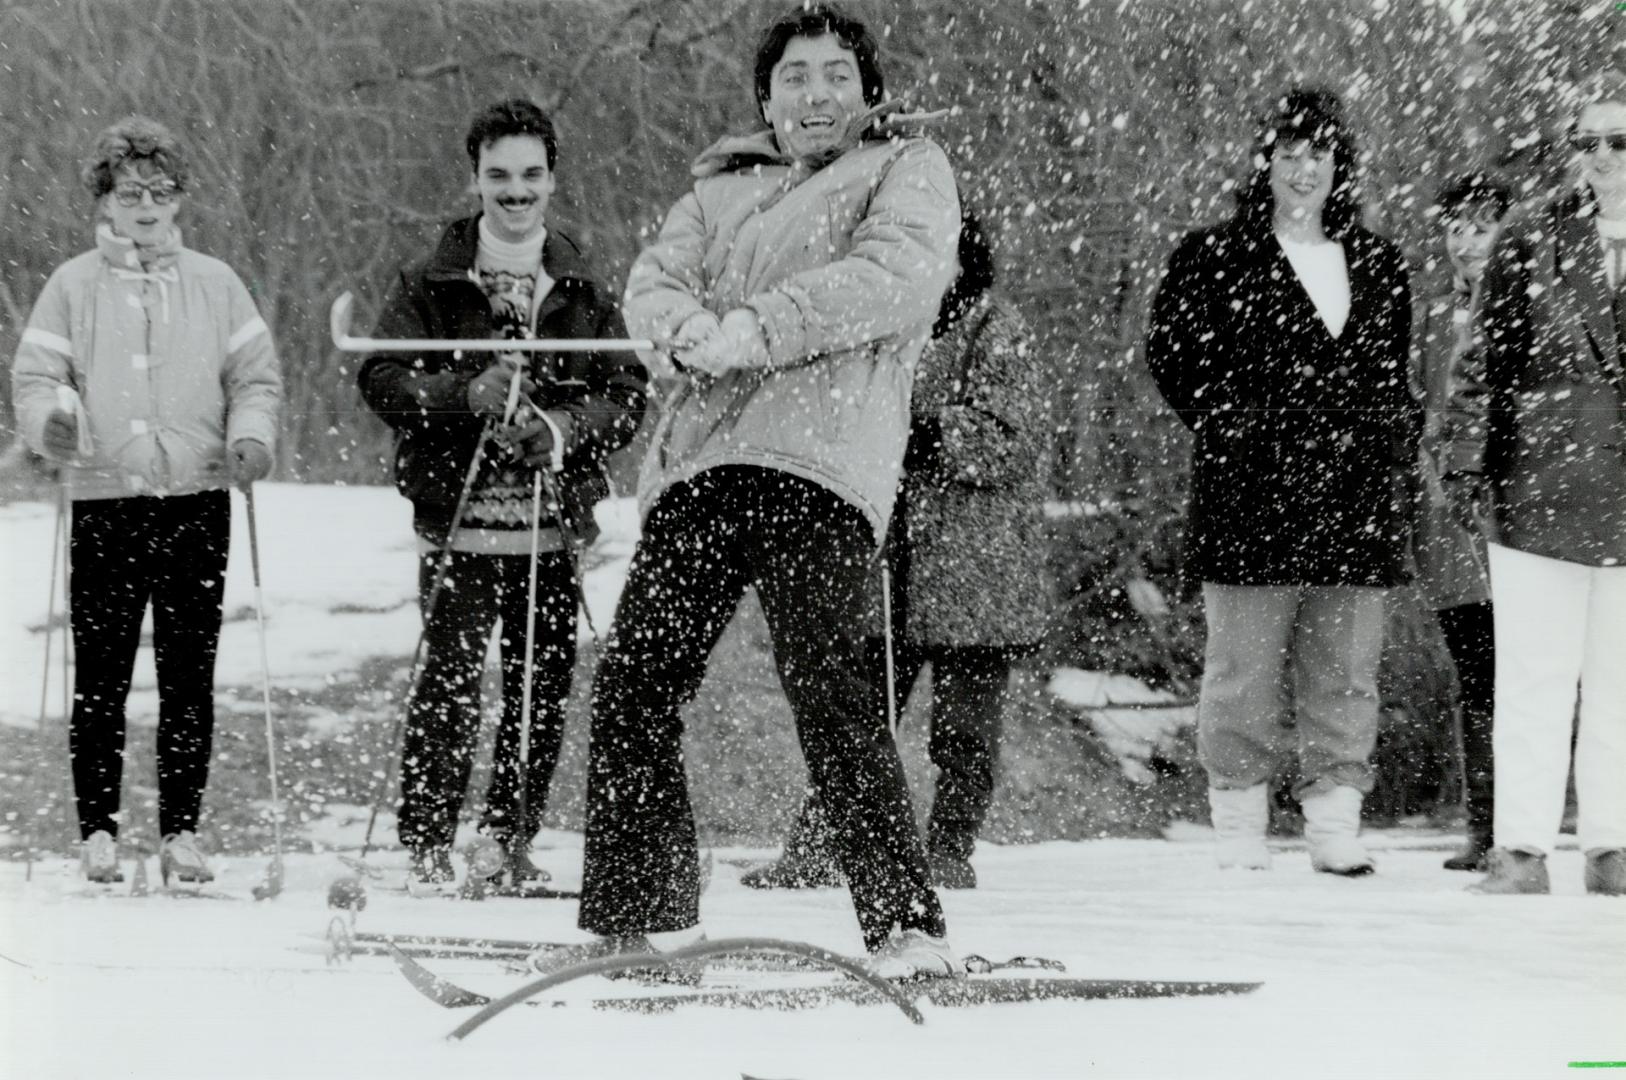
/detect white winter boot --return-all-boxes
[1301,786,1375,876]
[1208,785,1271,870]
[81,829,124,884]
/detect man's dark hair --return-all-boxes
[1434,172,1513,222]
[935,209,996,338]
[1233,86,1362,240]
[464,98,557,170]
[752,3,885,115]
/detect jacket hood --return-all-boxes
[690,100,950,178]
[422,215,599,285]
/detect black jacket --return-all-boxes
[1444,191,1626,567]
[1145,221,1418,588]
[357,217,647,545]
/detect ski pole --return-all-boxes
[508,469,548,874]
[358,420,495,860]
[244,487,286,900]
[38,485,64,731]
[27,484,68,882]
[881,563,898,739]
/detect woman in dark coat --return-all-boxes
[1146,87,1418,875]
[743,209,1052,891]
[1450,70,1626,897]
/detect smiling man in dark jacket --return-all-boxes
[357,99,646,895]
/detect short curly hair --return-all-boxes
[80,116,190,200]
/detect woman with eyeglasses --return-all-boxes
[11,116,282,886]
[1146,87,1418,876]
[1445,70,1626,897]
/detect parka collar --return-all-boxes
[689,100,949,178]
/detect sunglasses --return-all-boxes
[111,180,182,207]
[1568,132,1626,155]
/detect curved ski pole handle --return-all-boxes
[446,936,924,1039]
[330,292,653,353]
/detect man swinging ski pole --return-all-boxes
[356,98,647,896]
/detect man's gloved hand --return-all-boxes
[677,308,768,377]
[506,410,573,472]
[646,311,723,379]
[42,409,80,461]
[467,357,536,419]
[670,311,722,353]
[230,439,274,489]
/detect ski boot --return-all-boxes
[407,846,457,897]
[1469,848,1549,895]
[867,929,961,980]
[81,830,124,884]
[159,831,215,885]
[527,932,703,985]
[1584,848,1625,897]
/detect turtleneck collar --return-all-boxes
[97,221,183,272]
[476,215,547,263]
[97,222,183,323]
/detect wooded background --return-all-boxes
[3,0,1622,837]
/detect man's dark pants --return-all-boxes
[397,548,576,851]
[578,466,946,953]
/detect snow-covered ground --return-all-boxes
[2,834,1621,1080]
[2,486,1623,1079]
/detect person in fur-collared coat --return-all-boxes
[742,209,1052,892]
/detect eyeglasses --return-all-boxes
[110,180,182,206]
[1568,132,1626,155]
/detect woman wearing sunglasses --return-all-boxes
[1446,70,1626,896]
[11,116,281,885]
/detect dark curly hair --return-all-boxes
[1233,87,1362,240]
[752,3,885,117]
[465,98,557,171]
[80,116,190,199]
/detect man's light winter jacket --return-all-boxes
[624,126,958,542]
